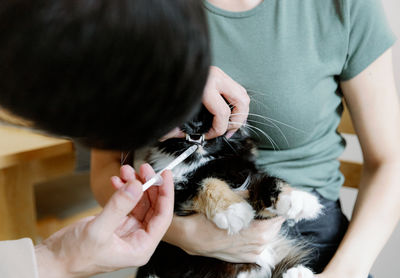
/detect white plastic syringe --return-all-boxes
[142,144,198,191]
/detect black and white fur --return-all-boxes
[137,106,322,278]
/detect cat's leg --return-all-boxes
[248,174,322,222]
[274,185,323,222]
[282,265,314,278]
[247,174,284,218]
[192,177,255,234]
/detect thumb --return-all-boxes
[92,179,143,235]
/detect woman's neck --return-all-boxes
[207,0,263,12]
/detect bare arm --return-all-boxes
[318,49,400,277]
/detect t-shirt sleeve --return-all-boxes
[0,238,39,278]
[339,0,396,81]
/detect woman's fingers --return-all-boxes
[203,66,250,139]
[203,91,232,140]
[222,85,250,138]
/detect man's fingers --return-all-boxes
[91,179,143,236]
[139,163,156,182]
[145,170,174,239]
[120,165,136,182]
[110,176,124,190]
[138,163,161,204]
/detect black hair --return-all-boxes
[0,0,210,150]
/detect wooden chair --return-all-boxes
[0,107,101,241]
[338,101,363,189]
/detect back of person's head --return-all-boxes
[0,0,210,150]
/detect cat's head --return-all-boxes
[149,105,255,166]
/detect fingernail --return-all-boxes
[110,176,119,183]
[110,176,122,187]
[225,131,235,139]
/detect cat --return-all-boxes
[136,106,323,278]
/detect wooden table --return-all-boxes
[0,125,75,241]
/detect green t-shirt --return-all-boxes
[204,0,396,200]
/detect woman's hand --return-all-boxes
[202,66,250,139]
[162,66,250,140]
[164,213,284,264]
[35,165,174,278]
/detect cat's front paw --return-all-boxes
[275,190,322,222]
[212,202,255,234]
[282,265,314,278]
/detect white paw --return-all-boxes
[212,202,255,234]
[275,191,323,222]
[283,265,314,278]
[255,246,276,269]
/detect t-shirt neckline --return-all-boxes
[203,0,266,18]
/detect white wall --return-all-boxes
[383,0,400,91]
[340,1,400,277]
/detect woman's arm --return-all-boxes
[318,49,400,277]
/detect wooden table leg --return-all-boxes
[0,164,37,241]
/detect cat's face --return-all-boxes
[150,106,250,164]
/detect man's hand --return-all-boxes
[35,164,174,278]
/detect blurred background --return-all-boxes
[0,1,398,277]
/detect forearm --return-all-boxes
[35,244,72,278]
[163,215,199,254]
[324,161,400,277]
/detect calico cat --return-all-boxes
[137,106,323,278]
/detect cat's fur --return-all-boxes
[137,106,322,278]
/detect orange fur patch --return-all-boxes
[192,178,246,220]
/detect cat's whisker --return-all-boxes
[120,151,131,165]
[223,137,238,154]
[246,119,289,147]
[236,123,263,142]
[246,118,274,127]
[231,112,306,134]
[231,112,291,147]
[228,103,235,109]
[229,121,279,151]
[249,96,271,111]
[245,87,267,96]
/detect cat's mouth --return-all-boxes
[185,133,205,146]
